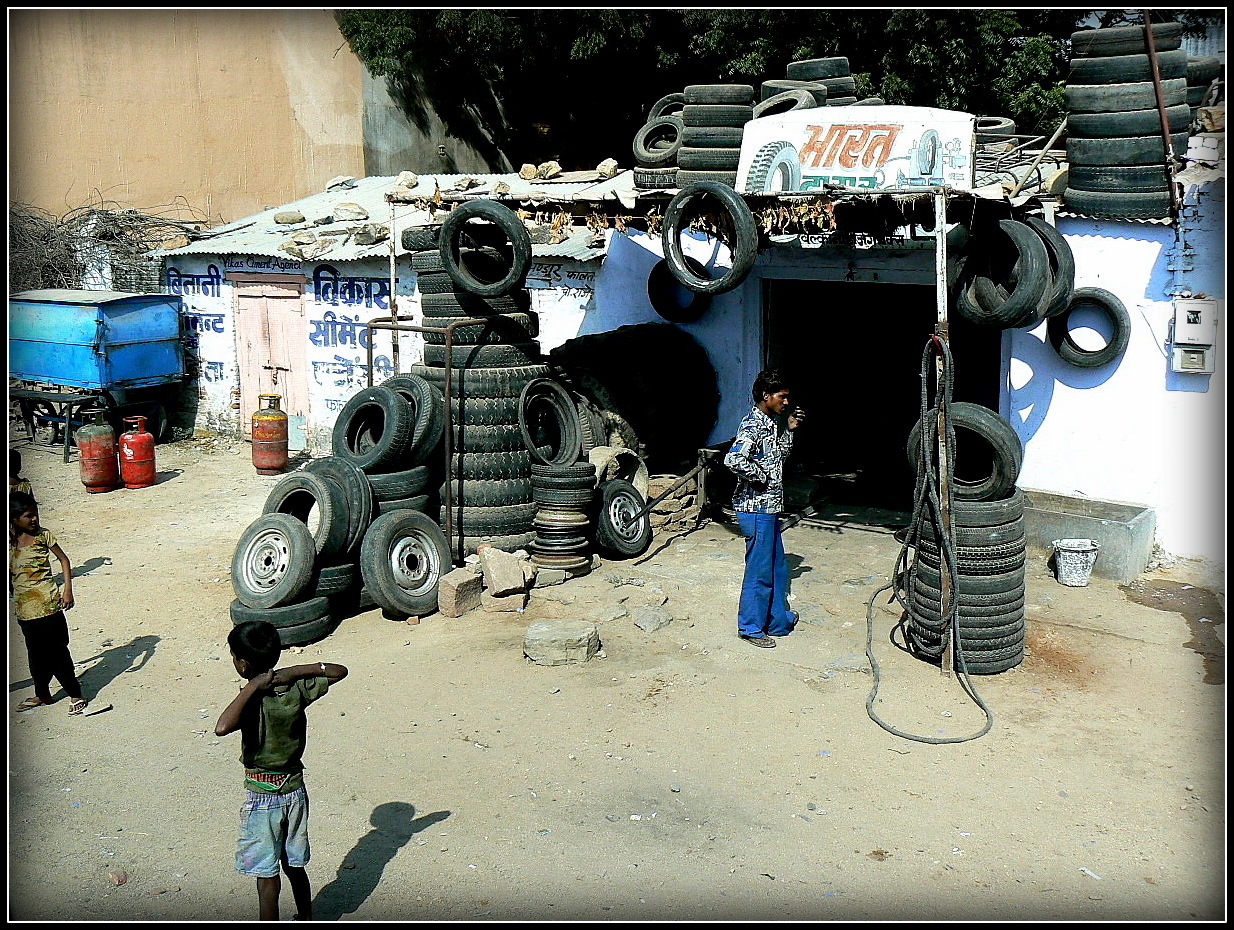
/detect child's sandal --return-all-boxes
[68,699,89,716]
[16,697,47,713]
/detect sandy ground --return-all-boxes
[7,436,1226,922]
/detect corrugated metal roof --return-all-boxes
[158,171,636,264]
[10,288,168,304]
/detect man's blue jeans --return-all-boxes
[736,511,795,637]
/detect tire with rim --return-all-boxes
[359,510,450,618]
[378,374,445,466]
[1062,188,1174,220]
[438,200,531,298]
[261,471,350,562]
[633,116,684,168]
[302,456,373,555]
[647,257,712,322]
[232,513,317,609]
[661,181,758,296]
[1047,287,1131,368]
[907,401,1023,502]
[786,57,850,80]
[331,386,416,474]
[743,140,803,193]
[592,478,653,559]
[519,378,583,467]
[1064,78,1186,112]
[1068,49,1187,85]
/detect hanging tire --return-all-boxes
[261,471,350,562]
[378,374,445,466]
[1066,132,1190,166]
[684,84,755,105]
[786,57,850,80]
[1064,78,1186,113]
[647,257,712,322]
[592,478,652,559]
[632,116,684,168]
[438,200,531,297]
[1047,287,1131,368]
[519,378,583,467]
[232,514,317,610]
[752,88,818,119]
[954,219,1050,327]
[331,386,416,474]
[661,181,758,296]
[1068,49,1187,84]
[1070,21,1183,57]
[743,140,803,193]
[907,401,1022,502]
[303,455,374,555]
[421,341,541,369]
[359,510,451,618]
[1022,216,1075,319]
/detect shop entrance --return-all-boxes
[763,279,1002,512]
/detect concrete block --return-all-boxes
[524,619,601,666]
[438,568,482,618]
[482,589,527,612]
[1022,488,1155,584]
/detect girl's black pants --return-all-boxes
[17,610,82,702]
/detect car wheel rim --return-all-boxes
[608,491,644,541]
[243,528,292,592]
[390,534,437,595]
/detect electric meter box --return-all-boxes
[1171,345,1216,374]
[1172,298,1220,346]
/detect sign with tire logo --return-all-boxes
[736,106,976,193]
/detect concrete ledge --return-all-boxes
[1022,488,1155,584]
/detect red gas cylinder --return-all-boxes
[74,409,120,493]
[119,416,157,489]
[251,393,289,475]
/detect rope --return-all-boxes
[863,336,995,744]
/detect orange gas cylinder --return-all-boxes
[119,416,157,489]
[252,394,289,475]
[74,409,120,493]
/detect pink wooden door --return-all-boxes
[233,276,308,437]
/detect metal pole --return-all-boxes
[934,189,954,676]
[1142,12,1183,217]
[389,199,400,374]
[1008,118,1068,198]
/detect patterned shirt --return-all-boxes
[10,478,32,495]
[239,675,331,794]
[9,529,64,621]
[724,405,794,514]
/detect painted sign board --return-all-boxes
[737,106,975,193]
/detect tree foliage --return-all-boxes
[335,8,1222,171]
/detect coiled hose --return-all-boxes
[863,336,995,744]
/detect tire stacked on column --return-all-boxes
[633,91,685,191]
[678,84,756,187]
[1063,21,1189,219]
[529,462,597,574]
[1186,55,1221,124]
[785,57,858,107]
[903,404,1028,674]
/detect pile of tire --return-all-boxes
[407,199,545,559]
[952,214,1076,330]
[903,402,1028,674]
[1186,55,1222,124]
[1063,21,1189,220]
[632,92,686,191]
[528,462,597,573]
[677,84,756,188]
[776,57,860,108]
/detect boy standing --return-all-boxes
[216,620,348,921]
[723,368,805,648]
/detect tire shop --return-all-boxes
[159,31,1223,648]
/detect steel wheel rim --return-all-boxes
[607,490,645,542]
[242,527,293,592]
[390,533,437,595]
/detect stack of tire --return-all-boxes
[404,200,546,559]
[903,402,1028,675]
[677,84,756,188]
[953,214,1075,330]
[632,92,686,191]
[781,57,860,107]
[1186,55,1222,124]
[528,461,597,574]
[1063,21,1189,220]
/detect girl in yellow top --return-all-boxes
[9,490,88,714]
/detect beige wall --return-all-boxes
[9,8,367,226]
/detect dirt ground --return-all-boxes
[7,436,1226,922]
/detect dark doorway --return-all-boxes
[764,279,1002,512]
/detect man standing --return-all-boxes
[723,368,805,648]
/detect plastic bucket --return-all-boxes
[1052,538,1100,586]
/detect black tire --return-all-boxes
[576,397,605,455]
[1047,286,1132,368]
[1067,164,1174,193]
[675,170,740,186]
[421,342,541,370]
[448,422,527,453]
[230,597,337,646]
[1187,55,1221,85]
[955,219,1050,327]
[752,89,818,119]
[786,57,850,80]
[681,104,754,128]
[825,96,859,107]
[647,91,686,121]
[677,146,743,171]
[421,312,538,345]
[852,97,885,106]
[446,530,536,557]
[917,548,1027,576]
[1066,103,1191,139]
[1066,132,1190,167]
[1062,188,1174,220]
[331,386,416,474]
[1022,216,1075,319]
[1068,49,1187,85]
[760,79,827,104]
[633,116,685,168]
[440,477,532,507]
[411,363,550,399]
[910,580,1026,613]
[415,270,465,295]
[439,200,531,298]
[647,257,712,323]
[450,450,531,480]
[448,395,521,424]
[411,249,449,272]
[531,462,596,479]
[401,227,442,251]
[918,487,1027,527]
[420,290,531,316]
[1070,21,1183,57]
[916,535,1027,563]
[911,562,1025,597]
[814,75,857,95]
[680,125,747,148]
[684,84,755,105]
[661,181,758,296]
[232,514,317,610]
[592,478,652,559]
[907,401,1023,502]
[530,472,597,489]
[379,374,446,467]
[1185,85,1210,106]
[303,456,374,555]
[314,562,358,597]
[442,502,538,536]
[742,140,803,193]
[976,116,1017,136]
[1065,78,1186,112]
[359,510,450,617]
[261,471,350,561]
[519,378,583,467]
[533,486,595,507]
[918,518,1026,549]
[634,167,679,190]
[368,464,433,501]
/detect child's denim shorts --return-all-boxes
[236,786,310,878]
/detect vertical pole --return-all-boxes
[389,199,400,373]
[934,189,954,677]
